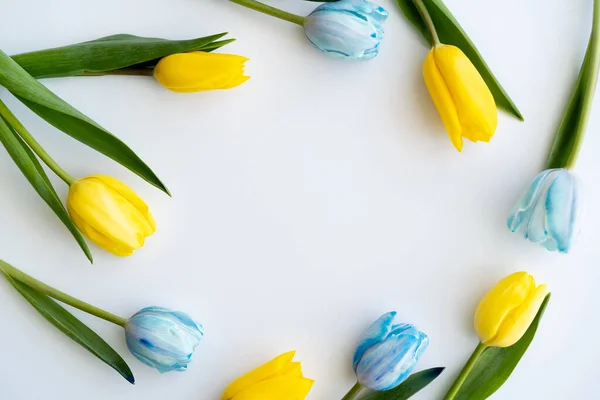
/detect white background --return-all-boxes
[0,0,598,399]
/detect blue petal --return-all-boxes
[546,171,581,252]
[507,169,555,233]
[353,311,396,371]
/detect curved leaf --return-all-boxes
[362,368,446,400]
[396,0,523,120]
[0,116,92,262]
[453,294,551,400]
[0,49,168,194]
[0,267,134,384]
[12,33,235,79]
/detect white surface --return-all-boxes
[0,0,598,399]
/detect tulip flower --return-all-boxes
[227,0,388,61]
[423,44,498,151]
[508,169,581,253]
[507,0,600,252]
[222,351,313,400]
[154,52,250,93]
[474,272,549,348]
[125,307,204,373]
[67,175,155,256]
[411,0,497,151]
[342,312,429,399]
[443,272,549,399]
[0,261,205,382]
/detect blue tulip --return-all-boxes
[303,0,388,60]
[508,168,581,253]
[353,312,429,391]
[125,306,204,373]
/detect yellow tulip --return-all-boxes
[474,272,549,348]
[154,52,250,93]
[422,44,498,152]
[222,351,314,400]
[67,175,155,257]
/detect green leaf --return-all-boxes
[362,368,446,400]
[12,33,234,79]
[396,0,523,120]
[0,270,134,384]
[0,116,93,262]
[0,49,169,195]
[547,44,590,169]
[452,294,551,400]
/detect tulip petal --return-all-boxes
[508,170,555,233]
[92,174,156,233]
[319,0,389,24]
[221,351,296,400]
[546,172,580,252]
[487,284,549,347]
[474,272,534,346]
[231,375,314,400]
[68,208,136,256]
[423,47,463,151]
[356,325,427,391]
[353,311,396,371]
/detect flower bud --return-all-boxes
[508,168,581,253]
[475,272,549,348]
[303,0,388,60]
[154,52,249,93]
[221,351,313,400]
[353,312,428,391]
[422,44,498,151]
[125,307,204,373]
[67,175,155,256]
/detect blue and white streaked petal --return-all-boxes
[303,0,389,60]
[125,306,204,373]
[353,312,429,391]
[508,168,581,253]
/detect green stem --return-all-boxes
[443,342,488,400]
[228,0,305,26]
[341,381,363,400]
[565,0,600,169]
[413,0,441,46]
[0,260,127,327]
[0,99,75,185]
[81,68,154,77]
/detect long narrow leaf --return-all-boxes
[0,116,92,262]
[547,45,590,169]
[0,270,134,384]
[453,294,551,400]
[13,33,234,79]
[396,0,523,120]
[362,367,446,400]
[0,50,168,194]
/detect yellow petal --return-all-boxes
[474,272,547,347]
[432,45,497,145]
[232,376,314,400]
[91,175,156,233]
[423,46,463,151]
[487,284,549,347]
[67,177,154,256]
[222,351,296,400]
[154,52,250,93]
